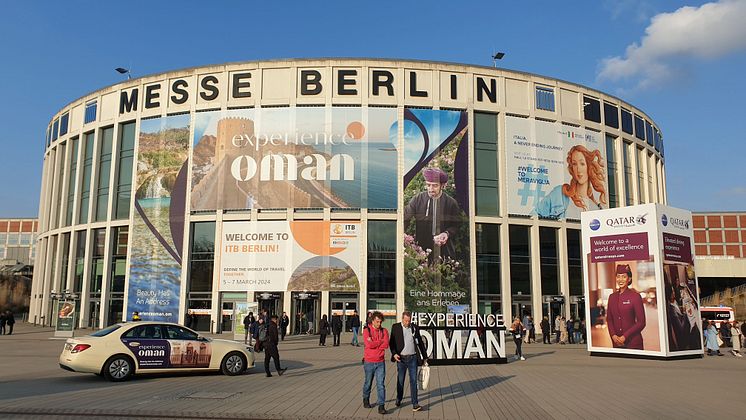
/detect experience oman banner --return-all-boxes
[220,221,362,292]
[505,117,608,219]
[191,107,398,210]
[126,115,190,323]
[402,109,470,313]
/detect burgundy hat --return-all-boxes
[615,264,631,274]
[423,167,448,184]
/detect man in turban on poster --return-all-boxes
[404,167,463,262]
[606,264,646,350]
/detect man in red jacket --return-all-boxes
[606,264,646,350]
[362,311,389,415]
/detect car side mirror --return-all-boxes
[198,336,210,342]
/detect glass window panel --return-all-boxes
[95,127,114,221]
[78,132,95,224]
[368,220,396,293]
[605,135,619,208]
[603,103,619,129]
[476,223,500,296]
[634,115,645,141]
[583,96,601,123]
[621,109,633,135]
[535,86,555,112]
[114,122,136,219]
[474,112,499,216]
[567,229,583,296]
[539,227,559,296]
[509,225,531,295]
[622,143,633,206]
[66,137,79,226]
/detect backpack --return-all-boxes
[258,324,268,342]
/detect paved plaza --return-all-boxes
[0,322,745,419]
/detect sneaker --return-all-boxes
[520,356,526,361]
[412,405,422,412]
[278,368,287,376]
[363,398,372,409]
[266,373,272,377]
[378,405,387,415]
[395,400,401,407]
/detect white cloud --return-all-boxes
[598,0,746,89]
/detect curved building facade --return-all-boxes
[31,59,667,332]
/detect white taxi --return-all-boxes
[59,322,255,381]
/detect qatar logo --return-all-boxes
[589,219,601,231]
[661,214,668,226]
[669,217,690,230]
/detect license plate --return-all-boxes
[65,343,73,351]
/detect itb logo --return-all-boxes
[661,214,668,226]
[589,219,601,231]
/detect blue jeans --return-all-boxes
[363,361,386,406]
[352,327,359,345]
[396,355,419,406]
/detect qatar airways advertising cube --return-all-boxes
[581,204,702,358]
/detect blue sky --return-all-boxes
[1,0,744,217]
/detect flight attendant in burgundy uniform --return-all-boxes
[606,264,646,350]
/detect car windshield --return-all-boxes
[89,325,122,337]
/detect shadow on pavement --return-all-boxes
[0,375,121,400]
[423,374,516,409]
[281,361,361,378]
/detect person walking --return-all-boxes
[541,316,551,344]
[705,321,723,356]
[528,316,536,343]
[243,311,255,345]
[554,315,561,344]
[280,312,289,340]
[362,311,389,415]
[573,318,582,344]
[5,311,14,336]
[719,321,732,348]
[580,319,587,344]
[332,314,343,346]
[389,311,427,412]
[350,310,361,347]
[0,311,6,335]
[185,310,196,329]
[264,315,287,377]
[319,315,330,346]
[559,316,568,345]
[253,317,265,352]
[510,317,526,361]
[567,318,575,344]
[730,321,743,358]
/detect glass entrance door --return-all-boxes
[88,300,100,329]
[330,293,358,332]
[291,292,320,335]
[221,301,234,333]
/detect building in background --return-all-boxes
[29,59,667,332]
[0,218,38,266]
[693,212,746,317]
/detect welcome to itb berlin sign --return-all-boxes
[412,312,508,365]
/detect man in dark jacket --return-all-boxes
[0,311,6,335]
[331,315,343,346]
[389,311,428,412]
[540,316,551,344]
[264,315,286,377]
[5,311,14,335]
[280,312,289,340]
[403,167,464,262]
[350,311,361,346]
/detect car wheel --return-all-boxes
[221,352,246,376]
[103,355,134,382]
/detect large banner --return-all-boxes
[220,220,361,292]
[659,207,702,354]
[402,109,470,313]
[126,115,190,323]
[505,117,607,219]
[191,107,398,210]
[582,204,702,358]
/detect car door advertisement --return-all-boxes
[219,220,362,292]
[122,338,212,369]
